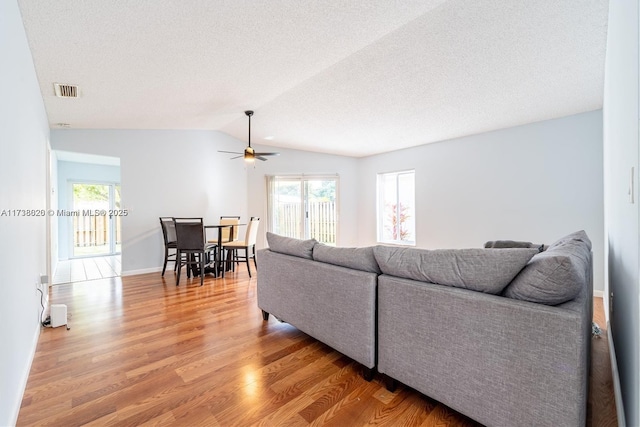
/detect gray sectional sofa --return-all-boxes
[257,233,380,377]
[257,230,593,427]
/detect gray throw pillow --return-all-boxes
[373,246,538,294]
[313,243,381,273]
[503,230,591,305]
[484,240,544,252]
[266,232,317,259]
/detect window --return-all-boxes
[377,170,415,245]
[266,175,339,245]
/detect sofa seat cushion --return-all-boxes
[313,243,381,273]
[503,230,591,305]
[266,232,317,259]
[373,246,538,294]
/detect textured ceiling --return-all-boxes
[18,0,609,157]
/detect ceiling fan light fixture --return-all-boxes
[244,146,255,162]
[218,110,280,161]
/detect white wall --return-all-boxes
[358,110,605,292]
[603,0,640,424]
[56,161,121,260]
[0,1,49,425]
[246,144,360,248]
[51,130,249,275]
[49,150,58,277]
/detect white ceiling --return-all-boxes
[18,0,609,157]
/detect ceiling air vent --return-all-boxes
[53,83,79,98]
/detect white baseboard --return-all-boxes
[607,322,626,427]
[594,289,604,298]
[10,323,40,426]
[121,267,162,277]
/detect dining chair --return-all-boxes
[222,217,260,278]
[159,217,178,276]
[208,215,240,245]
[173,217,217,286]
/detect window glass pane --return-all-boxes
[377,170,415,245]
[72,183,111,256]
[273,180,302,238]
[307,180,337,244]
[397,172,415,242]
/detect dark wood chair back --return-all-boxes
[159,217,177,246]
[173,218,205,251]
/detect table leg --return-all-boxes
[226,225,235,272]
[189,253,198,277]
[216,228,223,276]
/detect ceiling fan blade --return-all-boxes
[218,150,243,154]
[256,156,269,161]
[230,155,244,159]
[254,152,280,156]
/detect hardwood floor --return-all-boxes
[588,298,618,427]
[18,271,617,426]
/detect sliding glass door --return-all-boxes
[71,182,121,257]
[267,175,339,245]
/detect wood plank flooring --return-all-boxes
[588,298,618,427]
[52,255,121,285]
[18,271,617,426]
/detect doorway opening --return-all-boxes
[71,182,122,257]
[51,151,122,285]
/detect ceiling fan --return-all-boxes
[219,110,280,162]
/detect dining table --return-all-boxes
[203,223,245,276]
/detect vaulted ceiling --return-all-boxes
[18,0,609,157]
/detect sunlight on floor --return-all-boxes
[53,255,121,285]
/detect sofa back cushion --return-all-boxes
[313,243,381,273]
[503,230,591,305]
[373,246,538,294]
[266,232,317,259]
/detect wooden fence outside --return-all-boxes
[73,214,122,248]
[277,201,336,244]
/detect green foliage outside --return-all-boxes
[73,184,121,204]
[275,180,336,202]
[73,184,109,202]
[310,181,336,202]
